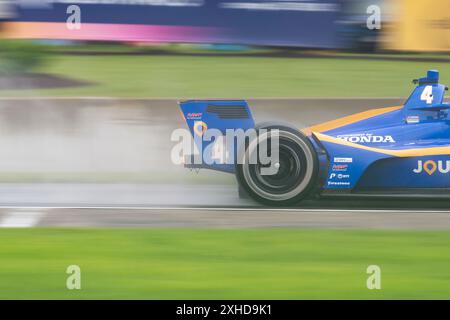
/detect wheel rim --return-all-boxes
[242,130,314,201]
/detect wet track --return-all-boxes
[0,97,449,229]
[0,183,450,229]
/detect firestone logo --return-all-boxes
[337,134,395,143]
[328,181,350,186]
[413,160,450,175]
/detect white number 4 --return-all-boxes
[211,136,229,163]
[420,85,433,104]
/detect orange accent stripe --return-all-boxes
[302,106,402,135]
[314,132,450,157]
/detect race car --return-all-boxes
[179,70,450,206]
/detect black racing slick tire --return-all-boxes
[236,124,319,206]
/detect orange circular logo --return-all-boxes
[193,121,208,137]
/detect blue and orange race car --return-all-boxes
[180,70,450,205]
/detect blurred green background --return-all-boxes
[1,42,449,98]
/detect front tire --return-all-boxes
[236,125,319,206]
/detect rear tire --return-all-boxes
[236,124,319,206]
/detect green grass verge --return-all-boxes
[1,53,449,98]
[0,229,449,299]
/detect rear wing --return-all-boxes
[178,100,255,172]
[179,100,254,137]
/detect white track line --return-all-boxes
[0,211,45,228]
[0,206,449,214]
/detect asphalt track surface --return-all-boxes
[0,97,449,229]
[0,184,450,229]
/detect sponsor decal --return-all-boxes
[187,112,202,120]
[332,164,348,172]
[334,157,353,163]
[329,173,350,179]
[327,181,351,186]
[193,121,208,137]
[413,160,450,175]
[406,116,420,124]
[337,134,395,143]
